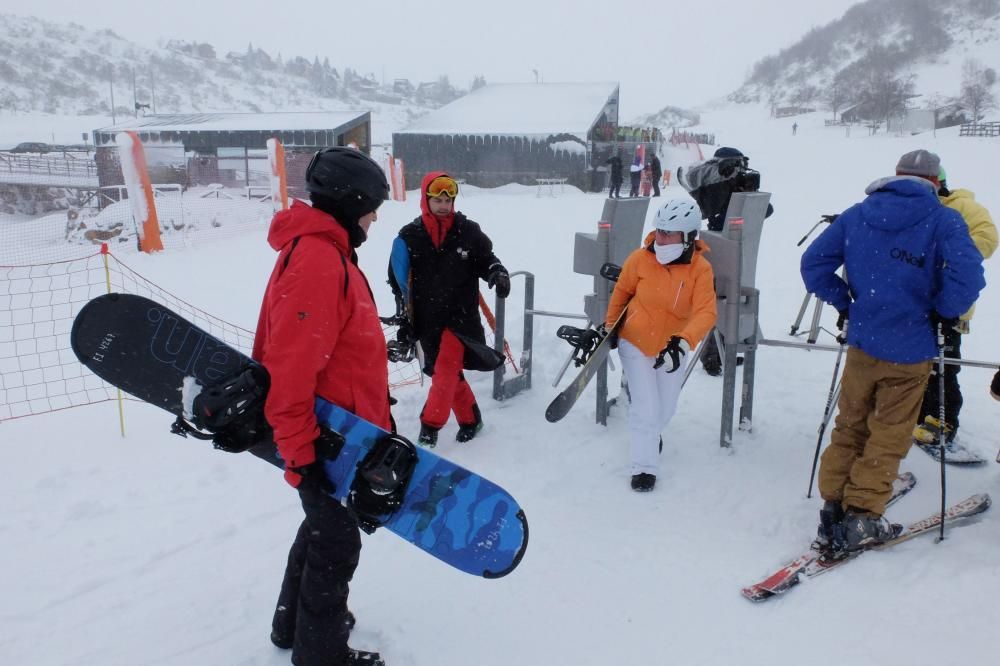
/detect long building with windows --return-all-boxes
[91,111,371,198]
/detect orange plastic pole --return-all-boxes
[478,292,519,373]
[267,138,288,211]
[117,130,163,252]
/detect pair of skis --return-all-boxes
[742,473,991,602]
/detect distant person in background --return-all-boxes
[629,158,642,198]
[388,172,508,448]
[606,153,623,199]
[801,148,984,553]
[649,154,662,197]
[604,199,717,492]
[792,122,798,136]
[912,163,997,447]
[640,163,653,197]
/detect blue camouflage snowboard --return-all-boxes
[70,293,528,578]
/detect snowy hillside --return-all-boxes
[732,0,1000,112]
[0,13,442,127]
[2,104,1000,666]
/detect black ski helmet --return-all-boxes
[305,147,390,247]
[305,146,389,211]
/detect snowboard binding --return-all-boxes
[171,364,272,453]
[599,262,621,283]
[348,434,419,534]
[557,325,605,367]
[380,313,418,364]
[386,339,417,364]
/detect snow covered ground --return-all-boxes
[2,107,1000,666]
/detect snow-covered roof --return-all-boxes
[93,111,368,133]
[396,83,619,137]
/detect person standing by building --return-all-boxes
[801,149,984,553]
[629,157,642,198]
[254,147,391,666]
[648,153,662,197]
[605,152,623,199]
[604,199,717,492]
[388,172,508,447]
[911,164,997,447]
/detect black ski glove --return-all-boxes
[487,264,511,299]
[653,336,688,373]
[990,369,1000,402]
[290,427,345,496]
[396,317,416,345]
[836,307,849,332]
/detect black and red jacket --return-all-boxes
[254,200,390,486]
[388,171,504,374]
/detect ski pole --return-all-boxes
[807,335,846,498]
[936,323,947,543]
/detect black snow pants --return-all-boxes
[273,486,362,666]
[918,326,963,439]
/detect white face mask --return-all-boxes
[654,243,684,265]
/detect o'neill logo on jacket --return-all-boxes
[890,247,926,268]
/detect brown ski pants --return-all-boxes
[818,348,931,516]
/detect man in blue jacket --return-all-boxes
[800,149,985,553]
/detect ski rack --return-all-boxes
[698,191,771,448]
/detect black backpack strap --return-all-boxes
[278,237,302,278]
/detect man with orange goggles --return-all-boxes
[425,174,459,199]
[388,171,510,447]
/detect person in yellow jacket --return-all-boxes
[913,165,997,446]
[605,198,717,491]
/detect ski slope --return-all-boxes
[2,107,1000,666]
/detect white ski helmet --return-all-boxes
[654,198,701,235]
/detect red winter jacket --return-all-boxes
[253,200,390,487]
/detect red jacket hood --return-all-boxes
[267,199,351,256]
[420,170,456,247]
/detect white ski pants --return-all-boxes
[618,338,685,475]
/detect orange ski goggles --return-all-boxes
[426,175,459,198]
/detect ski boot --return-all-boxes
[456,405,483,443]
[912,415,954,445]
[417,424,438,448]
[630,473,656,492]
[812,500,846,554]
[842,509,903,552]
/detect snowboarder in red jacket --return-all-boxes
[253,147,390,666]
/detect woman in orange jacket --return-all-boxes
[605,198,717,491]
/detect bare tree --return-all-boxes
[960,58,998,121]
[825,71,851,120]
[859,65,915,131]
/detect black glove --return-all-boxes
[487,265,511,299]
[290,427,345,496]
[386,318,417,363]
[653,336,687,373]
[990,369,1000,402]
[836,307,849,332]
[396,317,416,344]
[597,323,618,350]
[930,311,960,334]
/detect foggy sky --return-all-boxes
[16,0,865,117]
